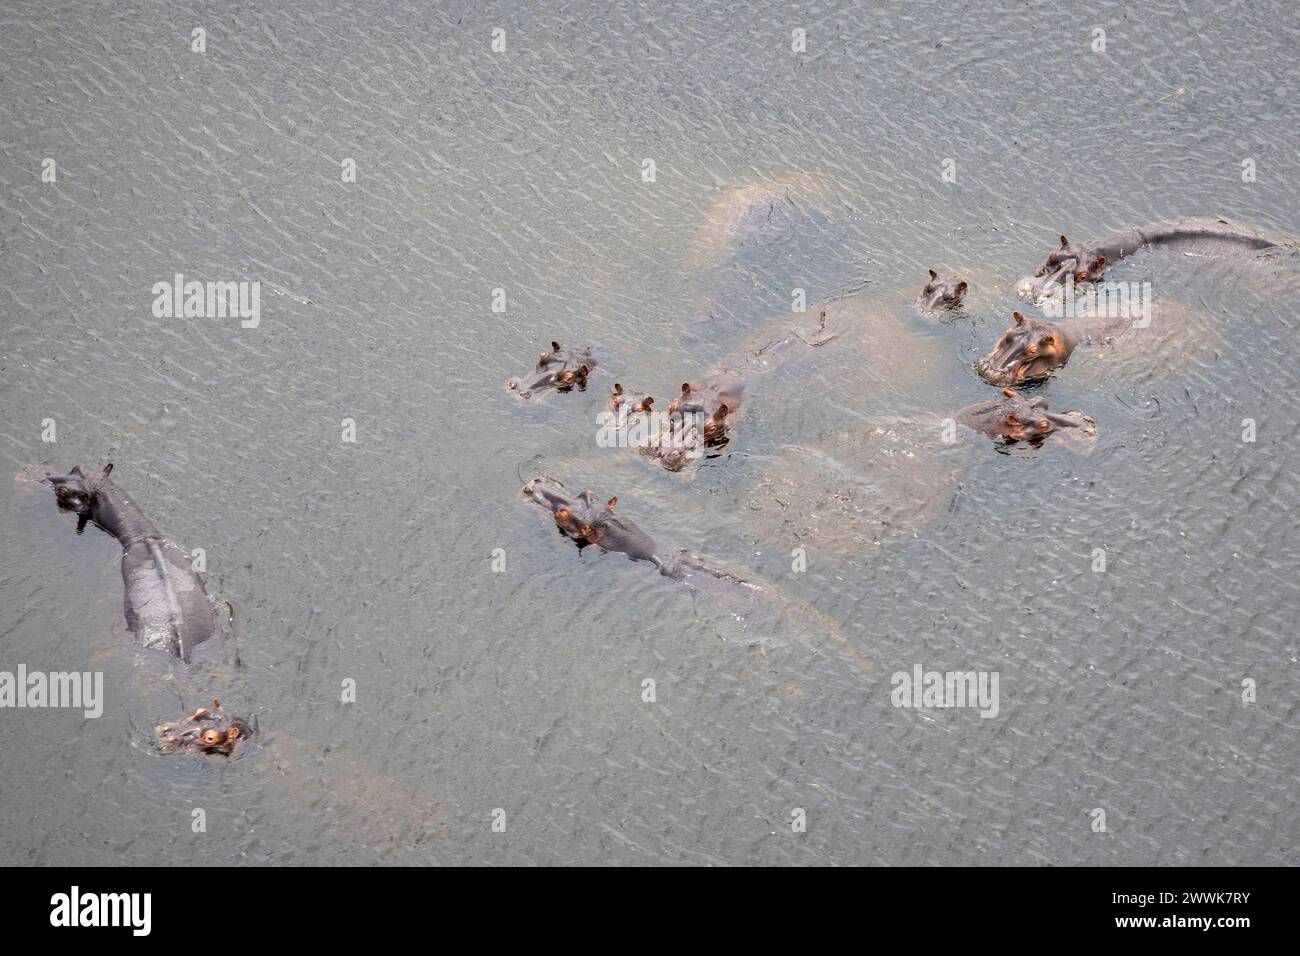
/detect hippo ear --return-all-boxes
[928,269,938,281]
[1012,311,1025,325]
[70,465,83,476]
[607,496,617,511]
[1060,235,1070,249]
[101,463,113,477]
[956,281,968,295]
[551,341,561,352]
[1093,255,1107,268]
[612,383,622,395]
[714,404,729,420]
[681,382,690,395]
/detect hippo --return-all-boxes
[506,341,594,399]
[918,269,970,313]
[521,475,873,670]
[956,387,1097,447]
[40,464,227,661]
[614,271,973,472]
[668,373,744,446]
[743,390,1096,555]
[976,310,1096,385]
[1015,218,1292,303]
[522,476,672,571]
[155,697,252,756]
[29,463,244,755]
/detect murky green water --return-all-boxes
[2,0,1297,864]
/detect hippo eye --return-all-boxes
[200,729,223,746]
[1037,419,1051,431]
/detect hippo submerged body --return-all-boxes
[522,475,872,670]
[609,272,981,473]
[744,389,1096,554]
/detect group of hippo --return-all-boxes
[21,462,246,754]
[20,212,1291,757]
[511,214,1291,629]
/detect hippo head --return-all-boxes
[985,388,1061,444]
[666,383,732,446]
[918,269,969,312]
[155,698,252,757]
[975,312,1077,386]
[969,388,1098,447]
[522,476,614,548]
[505,341,594,399]
[608,383,654,417]
[1016,234,1108,302]
[43,464,113,531]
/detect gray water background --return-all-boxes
[1,0,1297,864]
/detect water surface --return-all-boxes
[1,0,1297,864]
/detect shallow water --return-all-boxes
[1,0,1297,865]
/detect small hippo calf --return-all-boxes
[156,698,252,756]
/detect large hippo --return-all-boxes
[1015,217,1294,303]
[27,463,242,755]
[743,389,1096,554]
[40,464,227,662]
[612,272,982,472]
[522,475,873,671]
